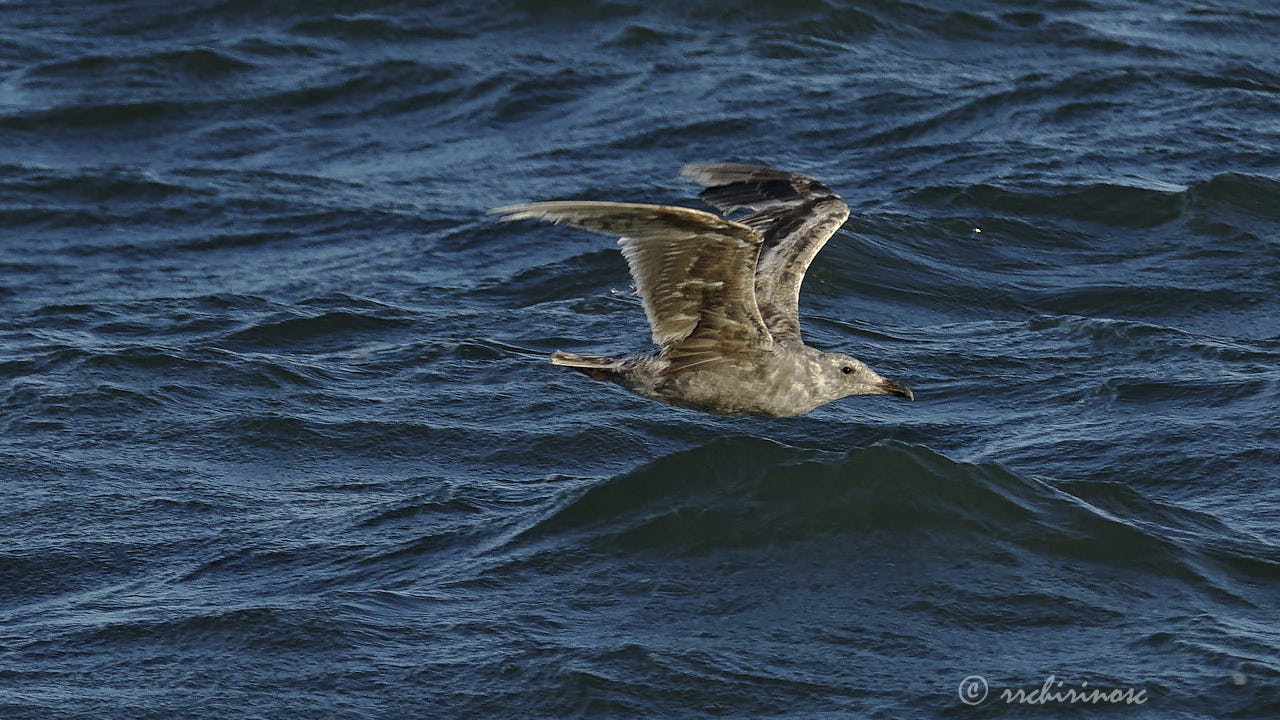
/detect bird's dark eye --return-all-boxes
[841,366,853,375]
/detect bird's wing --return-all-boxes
[681,163,850,341]
[491,201,773,371]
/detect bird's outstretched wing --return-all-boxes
[491,201,773,372]
[681,163,850,341]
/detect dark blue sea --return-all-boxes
[2,1,1278,717]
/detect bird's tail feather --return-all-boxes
[551,351,620,380]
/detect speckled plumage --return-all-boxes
[492,163,914,417]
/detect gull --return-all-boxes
[491,162,913,417]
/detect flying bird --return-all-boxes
[491,163,913,417]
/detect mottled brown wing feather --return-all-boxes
[491,201,773,371]
[681,163,851,341]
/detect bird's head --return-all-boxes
[820,352,914,401]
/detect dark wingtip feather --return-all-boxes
[681,163,836,214]
[699,179,805,213]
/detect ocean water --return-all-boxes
[1,0,1278,717]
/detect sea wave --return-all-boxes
[500,438,1277,588]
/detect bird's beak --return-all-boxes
[878,378,914,401]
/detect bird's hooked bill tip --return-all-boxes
[880,378,914,401]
